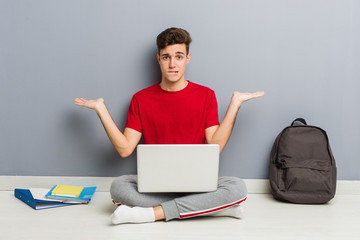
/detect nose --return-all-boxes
[169,58,176,68]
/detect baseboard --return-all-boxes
[0,176,114,192]
[1,176,359,195]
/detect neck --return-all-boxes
[160,79,188,92]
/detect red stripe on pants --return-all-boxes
[180,197,247,219]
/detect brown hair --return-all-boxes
[156,27,192,54]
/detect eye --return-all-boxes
[176,55,184,60]
[162,56,169,60]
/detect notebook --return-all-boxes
[137,144,220,193]
[45,185,97,203]
[51,185,84,198]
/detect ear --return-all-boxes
[186,53,191,64]
[156,54,160,64]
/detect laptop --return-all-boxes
[137,144,220,193]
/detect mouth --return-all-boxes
[168,71,179,74]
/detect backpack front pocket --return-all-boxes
[278,159,332,193]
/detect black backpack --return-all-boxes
[269,118,337,203]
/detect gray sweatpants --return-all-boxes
[110,175,247,221]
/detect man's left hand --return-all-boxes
[231,91,265,108]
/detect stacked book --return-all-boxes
[14,185,97,210]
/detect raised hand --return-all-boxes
[231,91,265,108]
[74,97,105,111]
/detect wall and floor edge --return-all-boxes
[1,176,359,195]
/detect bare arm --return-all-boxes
[74,98,141,158]
[205,91,264,152]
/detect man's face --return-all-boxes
[157,44,191,84]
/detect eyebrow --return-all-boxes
[161,52,186,56]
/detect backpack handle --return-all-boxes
[291,118,307,126]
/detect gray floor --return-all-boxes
[2,191,359,240]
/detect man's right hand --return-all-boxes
[74,98,105,111]
[73,97,141,158]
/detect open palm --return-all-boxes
[232,91,265,106]
[74,97,104,110]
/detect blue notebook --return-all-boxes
[14,188,77,210]
[45,185,96,203]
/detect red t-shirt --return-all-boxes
[125,81,219,144]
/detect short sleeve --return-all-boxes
[125,95,142,133]
[205,90,220,129]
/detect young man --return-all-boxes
[74,28,264,224]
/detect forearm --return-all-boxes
[207,91,264,152]
[208,101,241,152]
[95,103,134,158]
